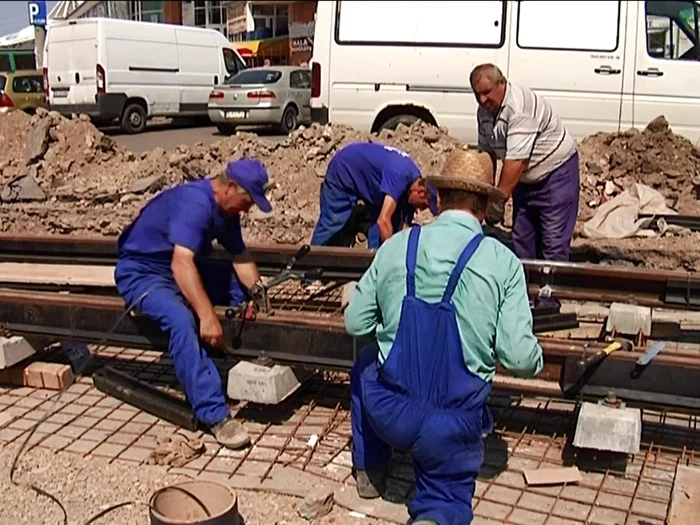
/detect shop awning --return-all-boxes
[233,36,289,59]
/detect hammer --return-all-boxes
[561,338,634,397]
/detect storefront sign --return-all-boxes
[289,21,315,53]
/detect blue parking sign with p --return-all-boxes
[28,1,47,27]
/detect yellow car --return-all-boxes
[0,70,47,115]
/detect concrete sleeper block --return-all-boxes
[606,302,652,337]
[573,401,642,455]
[227,361,311,405]
[0,336,38,369]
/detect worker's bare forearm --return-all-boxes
[376,218,393,243]
[498,160,526,200]
[172,257,217,322]
[232,251,261,291]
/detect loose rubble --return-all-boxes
[1,108,699,268]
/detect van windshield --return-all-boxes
[0,75,6,92]
[223,48,246,76]
[225,69,282,85]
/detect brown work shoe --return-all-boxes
[210,417,251,449]
[355,468,385,499]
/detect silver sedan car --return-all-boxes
[208,66,312,136]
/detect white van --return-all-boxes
[45,18,247,133]
[311,1,700,145]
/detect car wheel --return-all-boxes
[121,103,147,134]
[379,114,422,131]
[279,105,298,134]
[216,123,236,136]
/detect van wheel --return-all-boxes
[379,114,421,131]
[216,123,236,136]
[121,103,147,134]
[279,106,298,134]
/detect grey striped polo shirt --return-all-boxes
[477,82,577,184]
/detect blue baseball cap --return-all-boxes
[225,159,273,213]
[427,183,439,215]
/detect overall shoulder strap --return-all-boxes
[405,226,421,297]
[441,234,484,303]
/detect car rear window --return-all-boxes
[0,75,6,92]
[226,69,281,85]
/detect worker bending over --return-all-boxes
[310,142,438,249]
[114,160,274,449]
[471,63,580,264]
[345,149,543,524]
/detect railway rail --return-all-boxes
[1,233,699,309]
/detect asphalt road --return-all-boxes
[105,121,288,155]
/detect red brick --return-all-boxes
[23,363,74,390]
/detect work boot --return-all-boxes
[210,416,251,449]
[355,468,385,499]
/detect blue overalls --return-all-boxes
[351,226,494,524]
[310,176,408,249]
[114,255,246,427]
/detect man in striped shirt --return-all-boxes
[470,63,580,266]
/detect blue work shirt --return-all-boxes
[330,142,421,221]
[345,210,544,382]
[118,179,246,260]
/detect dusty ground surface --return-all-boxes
[0,445,385,525]
[1,109,699,269]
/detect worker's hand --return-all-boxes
[249,282,270,314]
[200,313,224,349]
[485,201,505,226]
[341,281,358,310]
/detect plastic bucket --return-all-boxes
[149,481,239,525]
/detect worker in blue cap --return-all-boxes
[114,159,274,449]
[345,149,543,524]
[310,142,439,249]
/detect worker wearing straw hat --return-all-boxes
[470,64,580,269]
[345,148,543,524]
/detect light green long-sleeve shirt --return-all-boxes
[344,210,544,382]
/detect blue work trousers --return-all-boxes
[351,227,493,524]
[114,255,246,426]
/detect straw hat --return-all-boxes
[427,148,505,202]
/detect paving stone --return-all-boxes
[631,498,667,519]
[7,387,35,397]
[35,421,61,434]
[552,499,591,521]
[80,429,110,442]
[26,432,48,446]
[637,481,671,500]
[204,457,236,474]
[83,407,112,419]
[94,418,124,432]
[56,425,85,439]
[95,396,122,408]
[40,435,72,450]
[106,432,136,446]
[519,492,556,513]
[131,412,158,424]
[109,408,136,422]
[74,394,103,406]
[72,415,100,428]
[234,460,269,477]
[495,470,528,488]
[589,506,627,525]
[92,442,126,459]
[0,427,24,442]
[510,508,547,525]
[603,476,638,495]
[120,422,151,435]
[626,517,663,525]
[118,446,152,463]
[24,409,49,421]
[67,383,93,394]
[46,412,76,425]
[484,484,522,505]
[561,485,598,504]
[9,418,36,431]
[2,406,30,418]
[65,439,98,454]
[473,500,511,520]
[545,518,581,525]
[14,396,44,409]
[58,404,88,416]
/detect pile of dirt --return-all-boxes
[578,115,700,221]
[0,109,459,241]
[1,109,699,267]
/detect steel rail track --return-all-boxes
[1,234,699,309]
[1,287,699,411]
